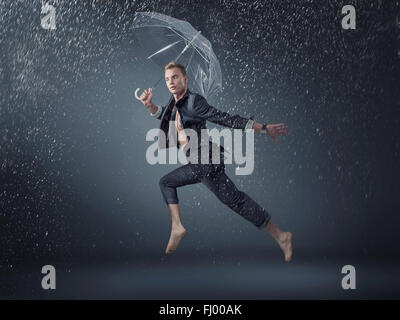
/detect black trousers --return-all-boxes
[159,160,271,229]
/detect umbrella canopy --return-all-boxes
[132,12,222,99]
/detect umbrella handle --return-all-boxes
[135,86,157,101]
[134,88,142,100]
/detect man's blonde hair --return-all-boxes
[164,62,187,76]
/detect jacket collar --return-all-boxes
[166,88,191,112]
[173,88,191,107]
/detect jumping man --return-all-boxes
[139,62,293,262]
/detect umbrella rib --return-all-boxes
[192,46,210,63]
[134,22,212,63]
[147,39,183,59]
[170,30,211,63]
[166,28,210,63]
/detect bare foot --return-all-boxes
[278,232,293,262]
[165,224,186,254]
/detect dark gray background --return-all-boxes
[0,0,399,299]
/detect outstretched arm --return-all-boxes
[193,95,252,129]
[193,95,289,142]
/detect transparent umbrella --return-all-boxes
[132,12,222,99]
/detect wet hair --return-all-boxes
[164,62,187,77]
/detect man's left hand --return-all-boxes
[266,123,289,143]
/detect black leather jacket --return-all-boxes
[151,88,254,160]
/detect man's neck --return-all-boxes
[173,88,188,102]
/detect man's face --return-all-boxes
[165,68,188,95]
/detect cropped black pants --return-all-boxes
[159,161,271,229]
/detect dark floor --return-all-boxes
[1,248,400,299]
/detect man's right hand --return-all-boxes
[139,88,152,107]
